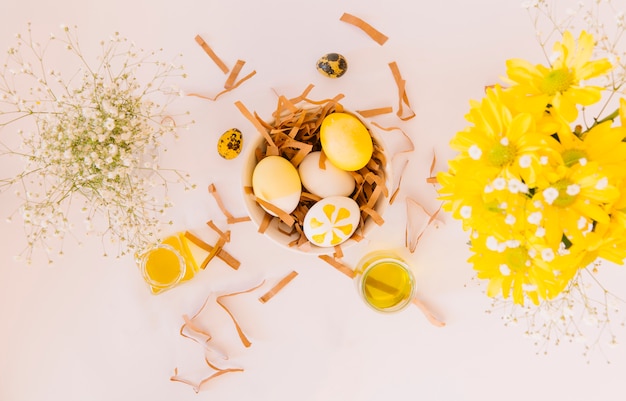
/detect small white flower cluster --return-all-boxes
[0,24,195,263]
[523,0,626,93]
[490,264,624,363]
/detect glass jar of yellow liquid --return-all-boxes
[355,251,416,313]
[136,233,200,294]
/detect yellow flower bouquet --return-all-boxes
[438,1,626,353]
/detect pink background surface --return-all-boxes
[1,1,625,400]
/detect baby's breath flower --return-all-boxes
[0,24,193,263]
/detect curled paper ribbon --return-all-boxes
[208,183,251,224]
[172,281,266,392]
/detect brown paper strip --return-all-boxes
[411,297,446,327]
[427,150,438,184]
[206,220,231,242]
[389,159,409,205]
[234,101,278,154]
[194,35,229,74]
[187,69,256,102]
[208,183,252,225]
[224,59,245,89]
[216,281,266,348]
[405,198,441,253]
[183,231,240,270]
[318,255,355,278]
[388,62,416,121]
[356,107,394,118]
[170,367,243,393]
[340,12,389,45]
[258,271,299,303]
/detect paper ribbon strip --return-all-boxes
[194,34,229,73]
[172,281,268,392]
[339,12,389,45]
[207,183,251,224]
[258,271,299,303]
[388,62,416,121]
[405,197,442,253]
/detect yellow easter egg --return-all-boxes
[320,112,373,171]
[303,196,360,247]
[252,155,302,215]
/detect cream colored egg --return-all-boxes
[298,151,356,198]
[252,156,302,215]
[303,196,360,247]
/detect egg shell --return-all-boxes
[303,196,360,247]
[217,128,243,159]
[252,156,302,215]
[298,151,356,198]
[320,112,373,171]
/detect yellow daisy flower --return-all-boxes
[556,121,626,171]
[531,161,620,247]
[469,232,577,305]
[438,163,530,240]
[450,85,560,188]
[504,30,612,122]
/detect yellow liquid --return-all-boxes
[362,261,413,311]
[142,233,199,294]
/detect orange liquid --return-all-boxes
[142,233,199,294]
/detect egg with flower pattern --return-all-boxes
[303,196,360,247]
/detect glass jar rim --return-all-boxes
[356,253,416,313]
[139,243,187,290]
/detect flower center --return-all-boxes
[561,148,588,167]
[505,247,528,271]
[552,179,577,207]
[540,68,574,95]
[487,143,515,167]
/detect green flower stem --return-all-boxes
[593,108,620,127]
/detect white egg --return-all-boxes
[298,151,356,198]
[303,196,360,247]
[252,155,302,215]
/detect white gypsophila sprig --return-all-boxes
[524,0,626,94]
[0,23,195,263]
[489,263,625,363]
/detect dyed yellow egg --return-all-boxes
[217,128,243,159]
[303,196,360,247]
[252,155,302,215]
[320,112,373,171]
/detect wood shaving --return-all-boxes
[405,197,442,253]
[340,12,389,45]
[238,86,389,252]
[208,183,252,224]
[388,62,416,121]
[258,271,299,303]
[194,35,229,74]
[318,255,355,279]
